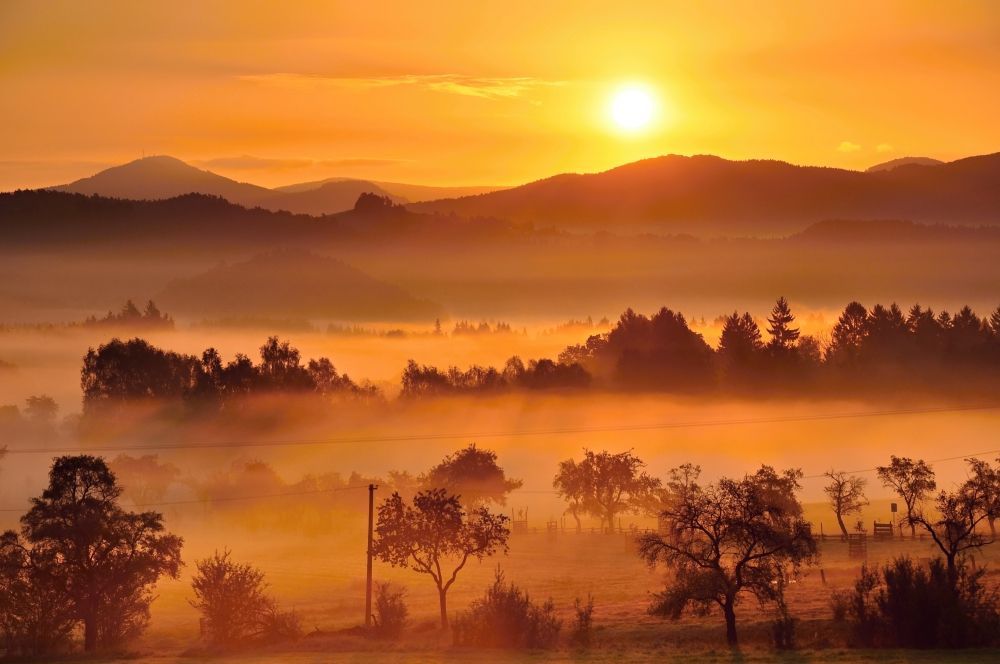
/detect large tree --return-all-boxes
[420,444,522,507]
[553,449,660,532]
[823,470,868,538]
[15,455,183,652]
[638,466,817,646]
[372,489,509,630]
[876,456,936,537]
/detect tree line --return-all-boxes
[560,297,1000,391]
[74,297,1000,416]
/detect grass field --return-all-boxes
[93,521,1000,663]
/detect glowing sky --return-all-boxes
[1,0,999,189]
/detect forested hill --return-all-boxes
[410,152,1000,234]
[0,189,525,250]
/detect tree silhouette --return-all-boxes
[189,550,299,647]
[876,456,936,537]
[965,457,1000,537]
[765,297,800,355]
[639,465,816,646]
[372,489,509,630]
[109,454,180,505]
[420,444,523,507]
[823,470,868,538]
[15,455,183,652]
[911,466,999,584]
[553,449,660,532]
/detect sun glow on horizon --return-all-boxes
[609,84,658,133]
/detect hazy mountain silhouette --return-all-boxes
[411,153,1000,234]
[50,156,277,206]
[156,249,442,321]
[275,177,505,202]
[866,157,944,173]
[45,156,477,215]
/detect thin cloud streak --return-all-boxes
[239,73,568,99]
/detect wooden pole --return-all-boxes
[365,483,377,627]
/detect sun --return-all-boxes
[609,84,656,133]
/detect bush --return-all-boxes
[570,594,595,647]
[453,567,561,649]
[372,582,408,640]
[836,556,1000,648]
[190,550,300,648]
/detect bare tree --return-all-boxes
[372,489,509,630]
[638,465,817,646]
[965,457,1000,536]
[553,449,660,532]
[876,456,936,537]
[912,469,999,583]
[823,470,868,538]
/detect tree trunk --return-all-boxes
[909,518,916,538]
[438,587,449,630]
[989,516,996,538]
[84,614,97,652]
[946,552,958,587]
[723,599,738,646]
[836,513,848,539]
[572,512,581,533]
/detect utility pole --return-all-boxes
[365,483,377,627]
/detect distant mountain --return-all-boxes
[44,156,499,215]
[866,157,944,173]
[411,153,1000,234]
[275,177,505,202]
[264,180,404,215]
[50,156,277,206]
[156,249,442,321]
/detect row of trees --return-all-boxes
[75,297,1000,416]
[400,357,589,396]
[81,336,375,415]
[560,298,1000,390]
[83,299,174,329]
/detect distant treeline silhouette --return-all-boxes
[561,298,1000,392]
[77,298,1000,414]
[83,299,173,329]
[81,336,376,415]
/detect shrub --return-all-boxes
[453,567,561,649]
[570,594,595,647]
[190,550,300,648]
[372,582,408,640]
[837,556,1000,648]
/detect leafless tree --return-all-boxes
[823,470,868,538]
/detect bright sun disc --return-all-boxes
[610,85,656,132]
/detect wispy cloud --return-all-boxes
[836,141,862,153]
[876,143,894,153]
[239,73,566,100]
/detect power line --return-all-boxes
[0,485,367,514]
[2,402,997,455]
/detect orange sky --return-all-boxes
[1,0,999,189]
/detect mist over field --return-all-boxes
[4,2,1000,661]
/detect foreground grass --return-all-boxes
[98,647,1000,664]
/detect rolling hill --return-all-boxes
[410,152,1000,234]
[156,249,442,321]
